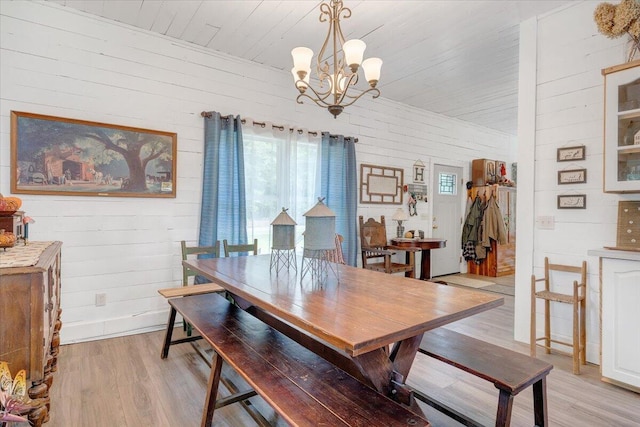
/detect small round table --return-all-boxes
[391,238,447,280]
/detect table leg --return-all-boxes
[421,249,431,280]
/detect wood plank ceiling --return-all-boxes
[47,0,571,135]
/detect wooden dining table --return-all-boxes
[391,237,447,280]
[184,255,503,407]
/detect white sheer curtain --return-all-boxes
[242,119,321,254]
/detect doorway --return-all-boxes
[430,164,463,277]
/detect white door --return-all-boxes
[431,164,463,277]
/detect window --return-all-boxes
[438,173,457,195]
[243,126,320,254]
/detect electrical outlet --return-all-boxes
[95,293,107,306]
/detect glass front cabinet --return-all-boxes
[604,60,640,193]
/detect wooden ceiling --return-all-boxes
[47,0,570,135]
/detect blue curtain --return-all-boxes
[199,112,247,255]
[320,132,357,266]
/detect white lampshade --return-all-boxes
[343,39,366,68]
[392,208,409,222]
[362,57,383,84]
[291,67,310,90]
[291,47,313,73]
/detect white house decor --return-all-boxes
[301,197,337,281]
[270,207,297,274]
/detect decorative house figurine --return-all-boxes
[301,197,337,281]
[270,208,297,274]
[635,129,640,145]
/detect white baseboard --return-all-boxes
[60,309,176,344]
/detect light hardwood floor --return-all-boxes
[48,289,639,427]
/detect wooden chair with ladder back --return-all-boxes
[531,256,587,374]
[358,215,419,278]
[326,234,346,265]
[157,240,224,356]
[223,239,258,257]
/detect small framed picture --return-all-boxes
[557,194,587,209]
[557,145,586,162]
[558,169,587,184]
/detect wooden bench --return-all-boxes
[413,328,553,427]
[158,284,224,358]
[167,292,430,427]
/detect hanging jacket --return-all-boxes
[480,195,508,250]
[461,196,484,247]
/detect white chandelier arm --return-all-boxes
[337,87,381,107]
[295,82,335,107]
[296,86,380,110]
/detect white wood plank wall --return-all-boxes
[0,1,513,343]
[516,1,640,363]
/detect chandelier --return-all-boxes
[291,0,382,118]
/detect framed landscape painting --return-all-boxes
[10,111,177,198]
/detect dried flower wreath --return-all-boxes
[594,0,640,61]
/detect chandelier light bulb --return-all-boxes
[291,67,310,92]
[291,47,313,75]
[329,73,347,94]
[362,57,383,87]
[343,39,366,72]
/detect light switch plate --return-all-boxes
[536,216,555,230]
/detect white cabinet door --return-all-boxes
[601,258,640,389]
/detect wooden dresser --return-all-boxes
[0,241,62,426]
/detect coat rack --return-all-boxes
[467,184,499,202]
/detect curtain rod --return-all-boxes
[200,111,358,142]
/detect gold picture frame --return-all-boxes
[11,111,177,198]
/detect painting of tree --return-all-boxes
[10,111,177,198]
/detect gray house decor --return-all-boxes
[301,197,337,281]
[270,207,297,274]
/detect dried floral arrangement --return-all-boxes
[594,0,640,61]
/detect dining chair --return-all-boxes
[180,240,223,336]
[326,234,346,264]
[181,240,221,287]
[358,216,417,278]
[530,256,587,374]
[223,239,258,257]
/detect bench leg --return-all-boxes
[495,390,514,427]
[532,377,548,427]
[201,353,224,427]
[161,307,178,359]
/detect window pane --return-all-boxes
[243,134,278,254]
[243,130,319,254]
[438,173,456,195]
